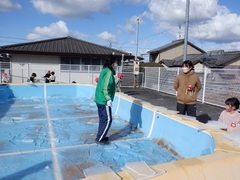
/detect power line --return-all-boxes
[0,35,27,41]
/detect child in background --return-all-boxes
[29,73,37,83]
[44,70,51,83]
[2,72,9,83]
[48,71,56,82]
[218,97,240,133]
[116,73,123,92]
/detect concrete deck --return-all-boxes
[121,87,223,122]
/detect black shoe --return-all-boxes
[95,137,109,144]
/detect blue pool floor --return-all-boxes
[0,96,179,180]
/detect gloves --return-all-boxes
[107,100,112,107]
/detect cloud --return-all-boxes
[0,0,21,12]
[26,21,88,41]
[97,31,118,43]
[147,0,240,44]
[31,0,111,18]
[191,12,240,43]
[125,15,144,33]
[204,41,240,51]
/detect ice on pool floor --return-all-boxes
[0,96,179,180]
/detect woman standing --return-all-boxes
[94,54,117,144]
[174,60,202,117]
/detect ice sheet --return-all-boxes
[122,161,166,180]
[83,164,121,180]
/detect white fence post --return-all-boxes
[157,67,160,91]
[202,67,207,103]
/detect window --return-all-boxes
[82,58,91,65]
[61,57,80,64]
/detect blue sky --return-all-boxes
[1,0,240,60]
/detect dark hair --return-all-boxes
[103,53,117,69]
[225,97,239,109]
[182,60,194,70]
[32,73,37,77]
[51,71,55,75]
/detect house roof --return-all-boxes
[161,51,240,68]
[147,39,205,54]
[201,51,240,68]
[0,36,135,59]
[161,54,204,67]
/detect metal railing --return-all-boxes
[144,67,240,107]
[1,62,239,108]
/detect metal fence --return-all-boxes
[0,63,144,86]
[144,67,240,107]
[1,62,239,108]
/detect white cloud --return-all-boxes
[31,0,111,18]
[26,21,88,41]
[0,0,21,12]
[191,12,240,43]
[146,0,240,47]
[125,15,144,33]
[97,31,118,43]
[204,41,240,52]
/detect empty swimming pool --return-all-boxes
[0,84,217,179]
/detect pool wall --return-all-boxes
[1,84,240,179]
[0,84,214,158]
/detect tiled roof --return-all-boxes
[162,54,204,67]
[201,51,240,68]
[0,36,134,59]
[161,51,240,68]
[147,39,205,54]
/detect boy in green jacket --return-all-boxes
[94,55,117,144]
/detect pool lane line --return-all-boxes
[0,148,50,157]
[44,83,47,98]
[44,89,63,180]
[0,137,150,158]
[4,115,99,123]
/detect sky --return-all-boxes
[1,0,240,61]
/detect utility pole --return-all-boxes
[133,18,139,88]
[183,0,190,62]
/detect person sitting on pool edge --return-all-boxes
[28,73,37,83]
[218,97,240,133]
[48,71,56,82]
[44,70,51,83]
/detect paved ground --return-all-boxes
[121,87,224,123]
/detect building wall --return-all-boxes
[11,54,60,83]
[154,44,203,63]
[194,63,205,73]
[226,59,240,66]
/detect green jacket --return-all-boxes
[94,67,116,105]
[174,70,202,104]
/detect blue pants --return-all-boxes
[96,103,112,141]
